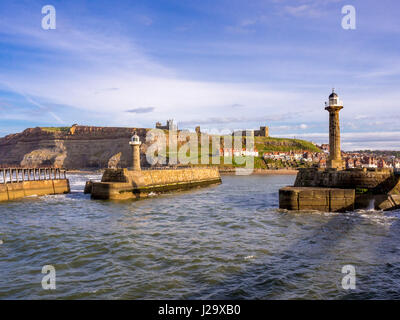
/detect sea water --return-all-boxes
[0,173,400,299]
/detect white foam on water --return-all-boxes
[67,173,102,193]
[353,209,398,226]
[299,209,398,227]
[366,199,376,211]
[361,214,397,226]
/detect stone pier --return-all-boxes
[0,167,70,202]
[87,134,222,200]
[278,90,400,212]
[280,167,400,212]
[88,167,222,200]
[279,187,355,212]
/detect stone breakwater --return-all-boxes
[279,168,400,212]
[0,168,70,202]
[279,187,355,212]
[88,167,222,200]
[294,168,400,194]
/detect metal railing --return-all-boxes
[141,166,218,171]
[0,168,67,184]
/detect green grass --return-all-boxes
[158,134,320,169]
[40,127,71,133]
[254,136,321,153]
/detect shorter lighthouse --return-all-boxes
[325,89,345,170]
[129,132,142,171]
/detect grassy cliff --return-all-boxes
[254,136,320,153]
[163,135,320,169]
[8,126,319,169]
[40,127,71,133]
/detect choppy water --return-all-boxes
[1,173,400,299]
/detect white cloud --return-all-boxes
[0,3,399,152]
[0,18,321,128]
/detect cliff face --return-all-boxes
[0,125,320,170]
[0,126,148,169]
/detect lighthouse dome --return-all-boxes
[327,89,343,107]
[130,132,141,145]
[329,90,338,99]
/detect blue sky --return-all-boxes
[0,0,399,150]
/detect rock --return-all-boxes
[0,126,147,169]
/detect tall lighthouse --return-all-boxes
[325,89,345,170]
[129,132,142,171]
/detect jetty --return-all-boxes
[0,167,70,202]
[279,90,400,212]
[86,133,222,200]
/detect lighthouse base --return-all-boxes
[279,168,400,212]
[327,159,345,170]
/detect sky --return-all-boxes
[0,0,399,150]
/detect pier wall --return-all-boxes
[91,167,221,200]
[279,187,355,212]
[0,179,70,202]
[294,168,400,194]
[0,168,69,202]
[280,168,400,212]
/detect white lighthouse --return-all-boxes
[129,132,141,171]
